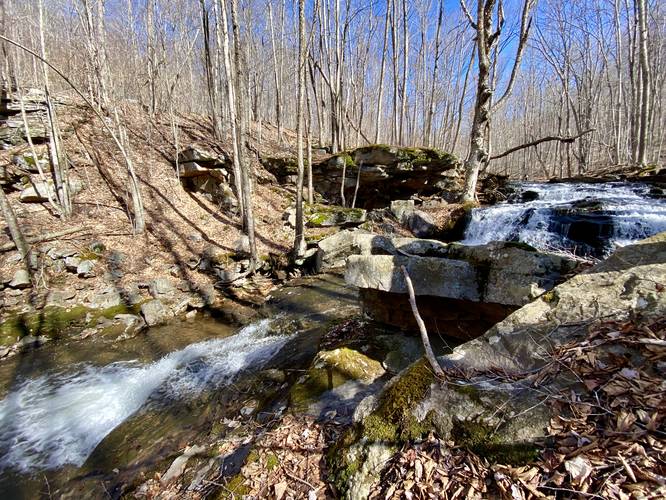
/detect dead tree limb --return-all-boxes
[0,226,87,252]
[490,129,595,161]
[400,265,446,378]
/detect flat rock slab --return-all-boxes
[344,238,578,306]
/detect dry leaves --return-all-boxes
[371,317,666,499]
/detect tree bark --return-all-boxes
[293,0,307,259]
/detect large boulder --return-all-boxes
[140,299,174,327]
[345,238,577,306]
[331,233,666,499]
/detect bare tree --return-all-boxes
[293,0,307,260]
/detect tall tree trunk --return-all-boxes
[636,0,650,166]
[229,0,258,269]
[218,0,244,219]
[293,0,306,259]
[374,2,390,144]
[0,187,31,272]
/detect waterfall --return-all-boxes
[0,319,291,472]
[463,182,666,256]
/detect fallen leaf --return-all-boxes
[274,480,288,500]
[565,456,593,485]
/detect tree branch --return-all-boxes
[0,226,88,252]
[459,0,477,29]
[490,129,594,161]
[400,265,446,379]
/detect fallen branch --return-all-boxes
[490,129,595,161]
[400,265,446,378]
[0,225,87,252]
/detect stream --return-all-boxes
[0,274,359,499]
[463,181,666,257]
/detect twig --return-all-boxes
[400,265,446,378]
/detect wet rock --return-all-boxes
[140,299,174,327]
[259,368,287,383]
[8,269,31,289]
[315,228,369,272]
[77,260,96,278]
[404,209,436,238]
[114,314,146,338]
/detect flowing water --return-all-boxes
[463,181,666,257]
[0,274,359,498]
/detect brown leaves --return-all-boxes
[371,317,666,499]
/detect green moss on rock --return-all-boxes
[360,359,436,443]
[289,347,385,411]
[451,419,539,465]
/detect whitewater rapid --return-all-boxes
[463,182,666,256]
[0,319,291,472]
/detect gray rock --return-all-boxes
[89,287,122,309]
[45,289,77,307]
[344,239,577,306]
[114,314,146,338]
[64,255,81,271]
[390,199,415,221]
[77,260,96,278]
[148,278,176,300]
[8,269,31,289]
[20,178,83,203]
[47,246,78,260]
[404,210,436,238]
[140,299,174,327]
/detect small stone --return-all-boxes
[77,260,96,278]
[9,269,31,289]
[185,310,197,321]
[114,314,146,338]
[64,255,81,271]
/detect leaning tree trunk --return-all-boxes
[0,187,31,272]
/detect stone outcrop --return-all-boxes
[19,178,84,203]
[345,239,577,306]
[175,146,237,210]
[0,88,48,148]
[331,233,666,499]
[312,145,461,207]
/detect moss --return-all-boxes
[326,426,364,495]
[265,453,279,471]
[289,347,384,411]
[449,382,483,405]
[541,290,558,304]
[217,474,249,498]
[359,359,436,443]
[0,302,144,346]
[451,419,539,465]
[461,200,480,211]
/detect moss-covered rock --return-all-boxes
[305,203,367,228]
[289,347,385,412]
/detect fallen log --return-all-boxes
[0,226,88,252]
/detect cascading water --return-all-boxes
[462,182,666,257]
[0,319,292,473]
